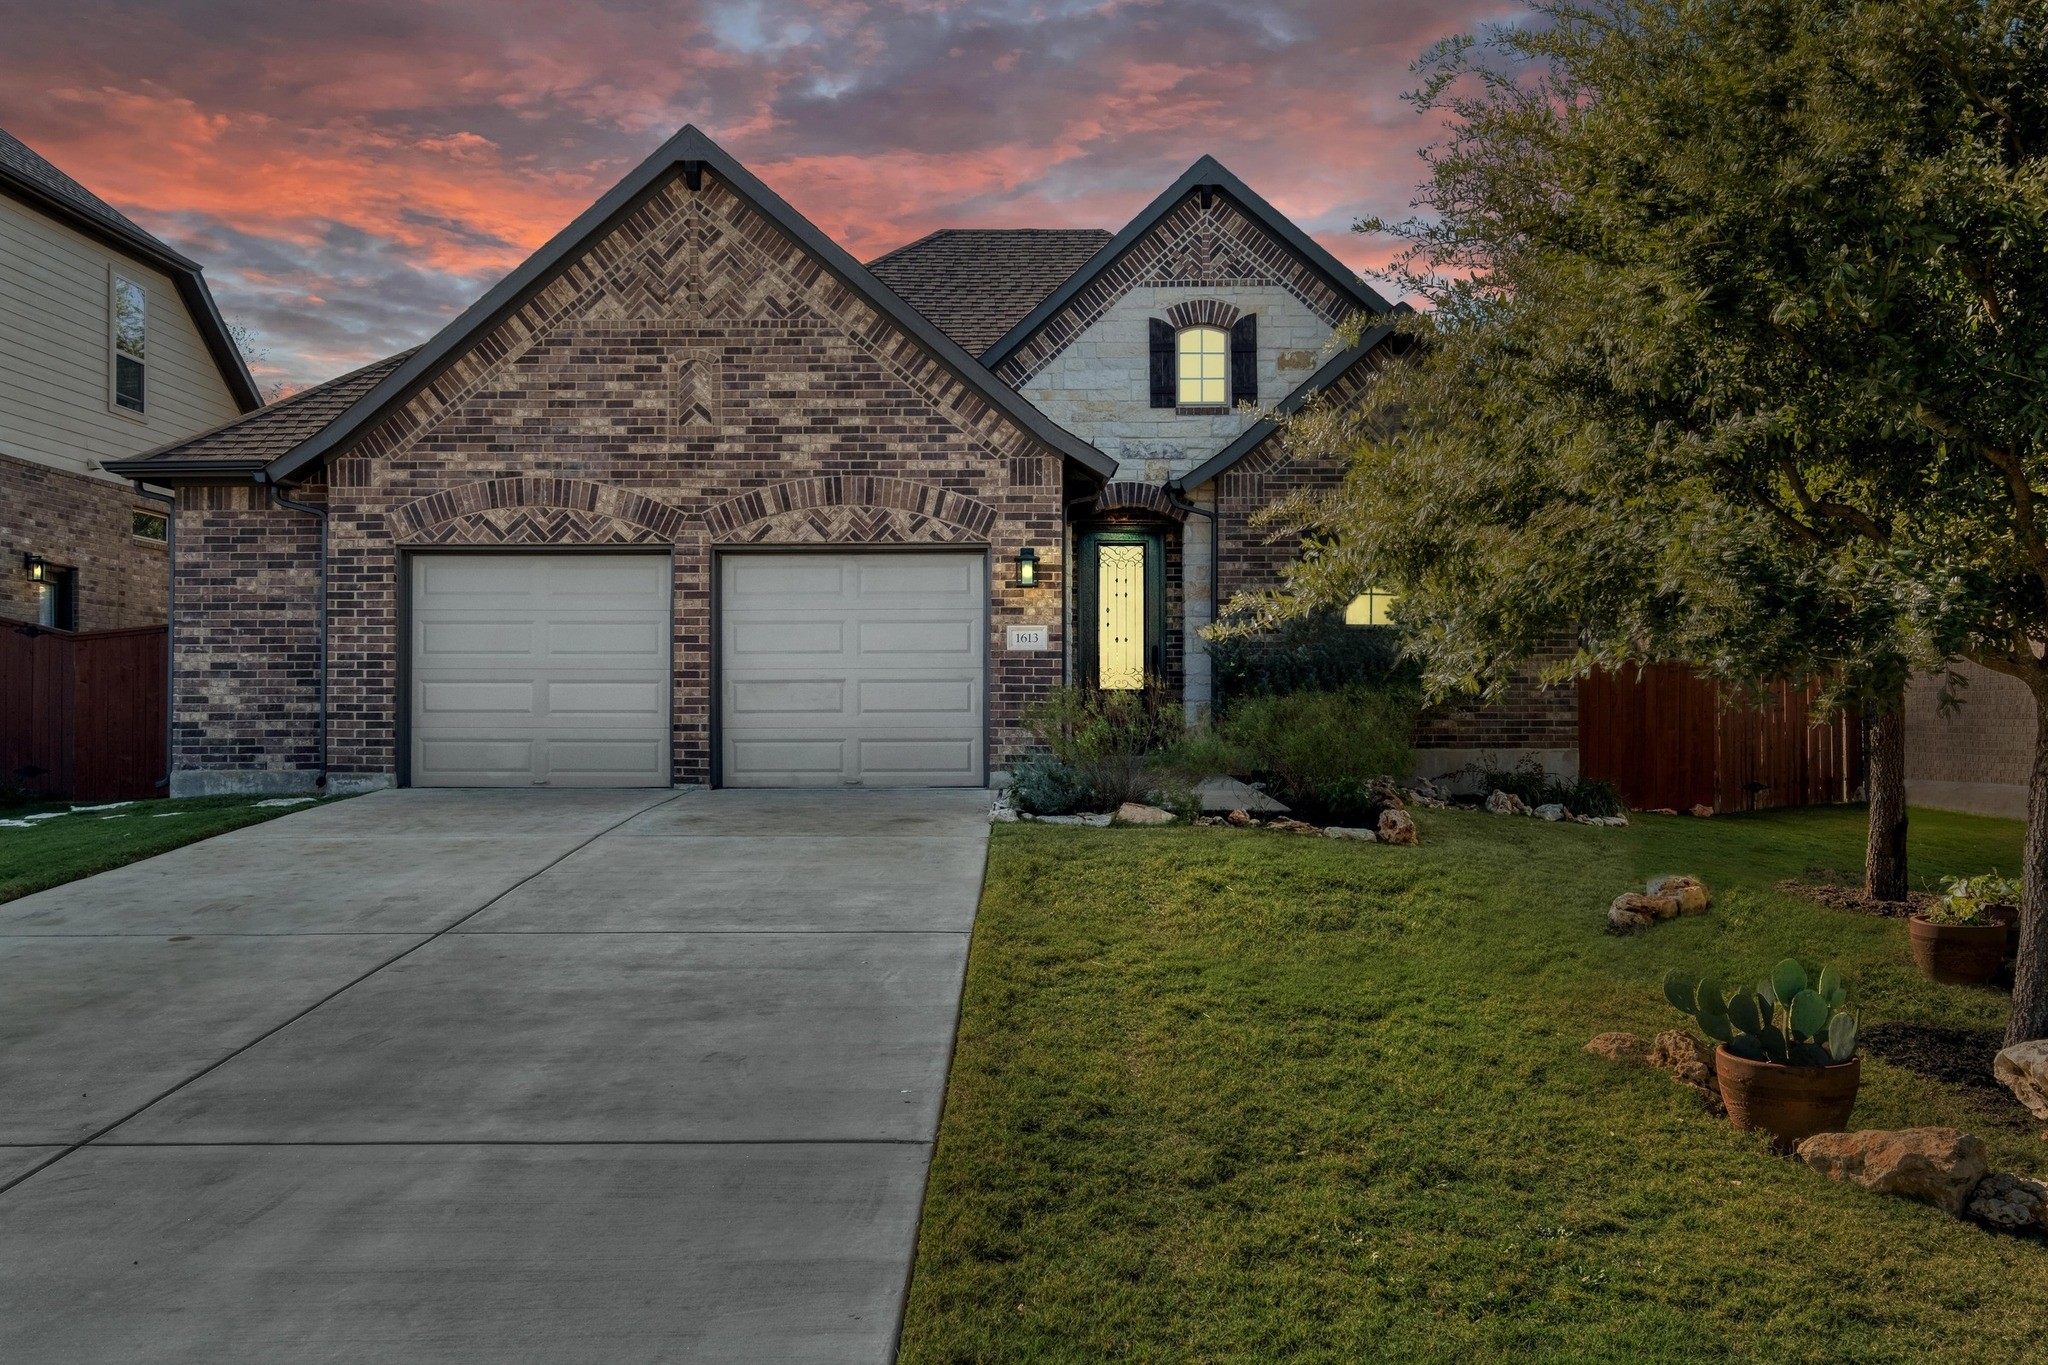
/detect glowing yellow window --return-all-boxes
[1177,326,1227,406]
[1345,587,1398,627]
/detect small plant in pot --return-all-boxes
[1664,960,1860,1152]
[1911,874,2019,986]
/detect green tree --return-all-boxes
[1237,0,2048,1042]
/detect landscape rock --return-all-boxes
[1267,817,1321,834]
[1689,803,1715,818]
[1036,812,1113,828]
[1795,1128,1990,1216]
[1966,1172,2048,1232]
[1608,905,1653,933]
[1534,802,1567,821]
[1647,875,1711,915]
[1646,807,1678,816]
[990,806,1019,823]
[1485,790,1530,817]
[1586,1032,1650,1064]
[1994,1040,2048,1122]
[1612,892,1682,923]
[1115,802,1176,825]
[1226,809,1254,826]
[1323,826,1376,841]
[1649,1030,1722,1110]
[1573,814,1630,828]
[1402,779,1451,810]
[1376,808,1419,846]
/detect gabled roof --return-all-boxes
[106,350,417,481]
[245,125,1113,485]
[981,154,1395,372]
[1171,310,1411,492]
[866,228,1110,356]
[0,125,264,413]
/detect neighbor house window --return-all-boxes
[111,274,146,413]
[132,510,168,544]
[1177,325,1228,407]
[1345,587,1398,627]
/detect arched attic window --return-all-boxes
[1150,301,1258,410]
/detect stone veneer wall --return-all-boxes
[1904,659,2037,819]
[0,451,167,629]
[169,168,1072,790]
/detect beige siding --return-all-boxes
[0,194,243,484]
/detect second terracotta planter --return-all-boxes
[1714,1047,1860,1152]
[1908,915,2008,986]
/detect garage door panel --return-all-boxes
[411,554,670,788]
[728,679,846,716]
[721,552,984,788]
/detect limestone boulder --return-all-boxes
[1376,808,1419,846]
[1795,1128,1990,1216]
[1612,892,1682,923]
[1647,875,1711,915]
[1586,1032,1649,1064]
[1115,802,1176,825]
[1994,1040,2048,1122]
[1323,826,1375,841]
[1485,789,1529,817]
[1649,1030,1721,1110]
[1534,802,1567,821]
[1967,1172,2048,1232]
[1608,905,1652,933]
[1689,804,1715,818]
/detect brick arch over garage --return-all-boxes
[386,477,691,544]
[701,476,998,545]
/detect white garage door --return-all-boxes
[410,553,670,787]
[720,552,985,787]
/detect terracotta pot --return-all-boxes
[1908,915,2008,985]
[1714,1047,1860,1152]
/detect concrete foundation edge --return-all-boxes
[169,771,397,798]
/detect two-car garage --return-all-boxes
[407,551,987,788]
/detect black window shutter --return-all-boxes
[1230,314,1257,406]
[1148,318,1175,408]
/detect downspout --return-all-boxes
[1167,484,1222,713]
[258,474,329,789]
[131,482,175,792]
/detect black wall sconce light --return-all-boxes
[23,553,49,583]
[1014,546,1039,588]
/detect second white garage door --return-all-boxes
[719,552,985,787]
[410,553,671,787]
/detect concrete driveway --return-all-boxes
[0,786,990,1363]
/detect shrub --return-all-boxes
[1217,683,1419,821]
[1559,777,1625,819]
[1022,684,1187,810]
[1927,872,2021,927]
[1006,752,1092,816]
[1467,758,1624,817]
[1208,611,1412,702]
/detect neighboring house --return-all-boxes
[0,125,262,631]
[107,125,1572,794]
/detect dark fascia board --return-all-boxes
[101,456,266,480]
[0,169,265,413]
[1170,310,1407,493]
[265,124,1117,484]
[981,154,1396,372]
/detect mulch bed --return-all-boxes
[1775,878,1937,919]
[1862,1023,2013,1098]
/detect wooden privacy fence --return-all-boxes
[1,617,166,801]
[1579,664,1862,813]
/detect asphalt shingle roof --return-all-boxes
[119,350,418,466]
[867,229,1110,357]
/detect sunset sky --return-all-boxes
[0,1,1515,395]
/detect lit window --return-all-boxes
[1177,325,1227,406]
[112,275,146,413]
[132,510,168,543]
[1345,587,1398,627]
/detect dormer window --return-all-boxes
[1177,326,1229,407]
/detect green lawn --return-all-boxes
[0,794,352,902]
[903,805,2045,1364]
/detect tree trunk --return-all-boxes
[2008,686,2048,1045]
[1864,698,1909,903]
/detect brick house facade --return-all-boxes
[113,126,1579,794]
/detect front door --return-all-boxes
[1078,530,1163,691]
